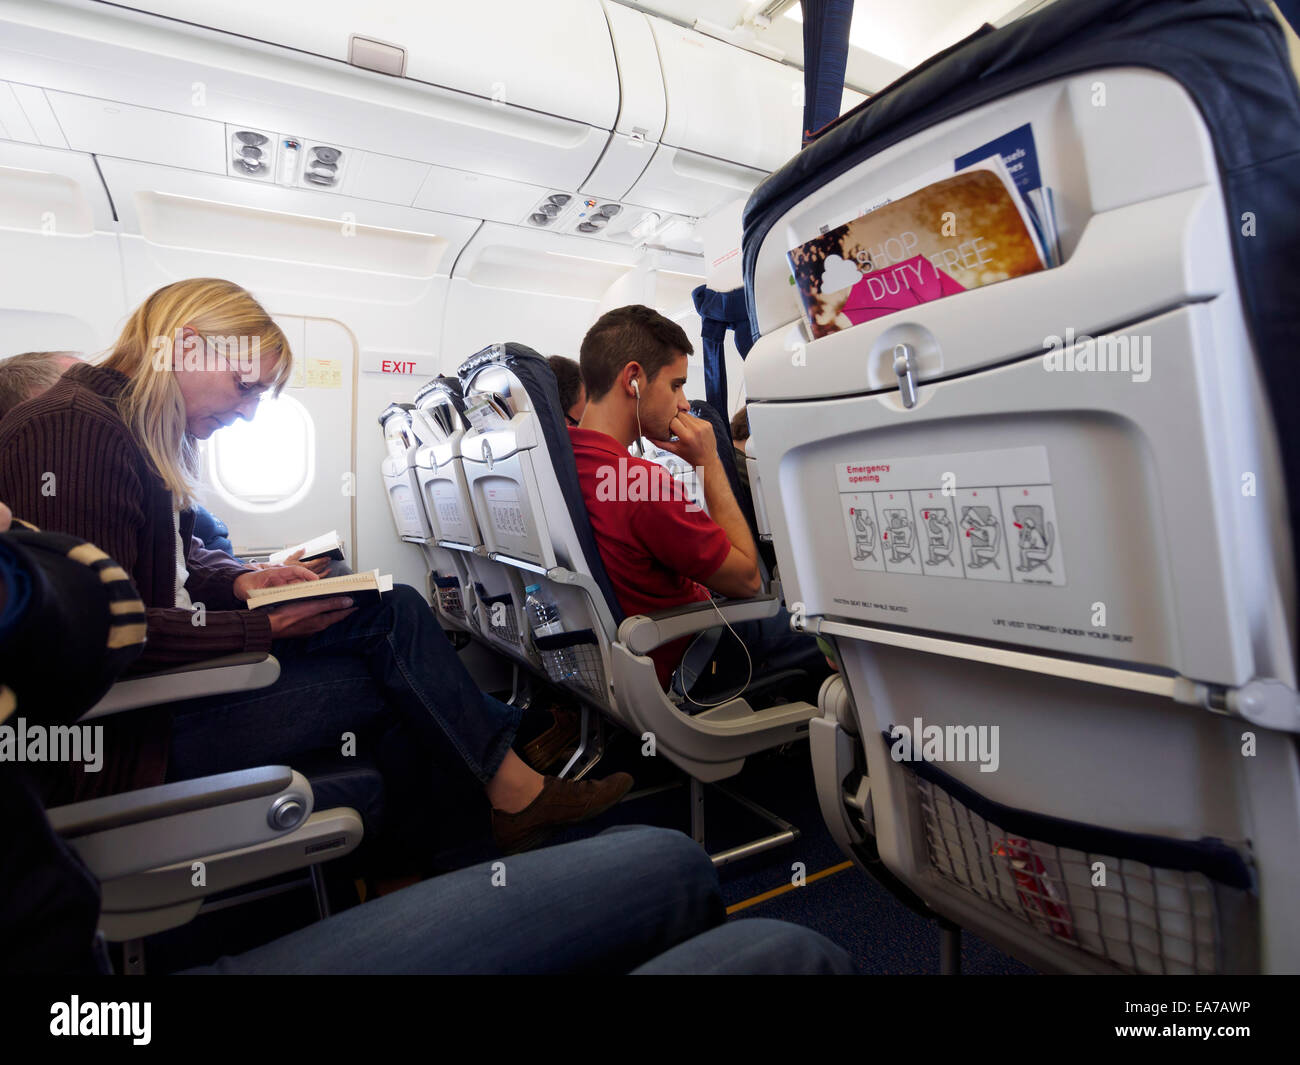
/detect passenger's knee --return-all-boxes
[385,583,436,626]
[387,583,427,610]
[731,918,855,973]
[598,825,717,893]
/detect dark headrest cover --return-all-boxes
[689,399,758,536]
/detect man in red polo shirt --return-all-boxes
[569,305,772,691]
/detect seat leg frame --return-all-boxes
[691,778,801,868]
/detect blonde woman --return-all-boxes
[0,279,631,852]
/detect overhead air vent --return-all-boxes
[302,143,346,189]
[575,199,623,233]
[522,192,684,244]
[227,126,348,192]
[526,191,573,227]
[230,128,274,180]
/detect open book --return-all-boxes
[267,530,345,565]
[245,569,392,610]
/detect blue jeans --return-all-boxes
[181,826,853,974]
[167,585,521,792]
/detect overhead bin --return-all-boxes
[649,17,804,173]
[598,7,804,218]
[0,1,613,190]
[621,15,803,216]
[102,0,620,131]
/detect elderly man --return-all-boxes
[0,351,82,420]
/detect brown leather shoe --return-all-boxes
[520,708,581,772]
[492,772,634,855]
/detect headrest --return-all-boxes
[415,374,469,418]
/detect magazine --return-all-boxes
[955,123,1060,265]
[788,158,1046,340]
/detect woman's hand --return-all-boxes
[232,563,319,602]
[279,548,333,577]
[246,550,333,577]
[266,597,356,638]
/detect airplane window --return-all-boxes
[206,392,315,511]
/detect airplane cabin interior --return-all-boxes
[0,0,1298,1018]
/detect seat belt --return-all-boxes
[691,284,755,417]
[799,0,856,146]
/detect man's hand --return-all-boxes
[233,563,319,602]
[266,597,356,638]
[649,412,718,471]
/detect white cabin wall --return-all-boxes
[0,144,126,356]
[440,280,600,370]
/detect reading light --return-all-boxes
[629,211,662,239]
[278,139,301,184]
[236,131,268,146]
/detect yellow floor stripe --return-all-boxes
[726,860,854,915]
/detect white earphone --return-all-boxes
[631,376,644,454]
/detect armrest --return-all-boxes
[618,594,782,656]
[83,653,281,720]
[47,766,314,882]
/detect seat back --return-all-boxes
[743,0,1299,973]
[378,403,432,543]
[688,400,758,531]
[412,376,484,633]
[457,343,626,703]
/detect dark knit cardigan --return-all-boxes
[0,363,273,793]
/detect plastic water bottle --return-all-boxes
[524,583,576,681]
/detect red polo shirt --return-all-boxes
[569,427,731,687]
